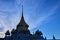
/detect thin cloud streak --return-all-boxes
[29,4,59,30]
[0,0,60,38]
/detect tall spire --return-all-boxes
[22,4,23,15]
[21,5,23,19]
[17,0,29,28]
[21,0,24,18]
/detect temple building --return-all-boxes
[0,5,57,40]
[3,6,45,40]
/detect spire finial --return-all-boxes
[21,0,23,17]
[22,4,23,14]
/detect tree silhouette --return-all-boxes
[5,30,10,35]
[53,35,56,40]
[35,30,43,36]
[11,29,15,35]
[44,37,47,40]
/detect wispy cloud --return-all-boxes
[28,4,59,30]
[0,0,60,38]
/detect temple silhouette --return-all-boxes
[4,8,45,40]
[0,5,57,40]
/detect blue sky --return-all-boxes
[0,0,60,39]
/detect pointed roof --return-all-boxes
[17,6,29,28]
